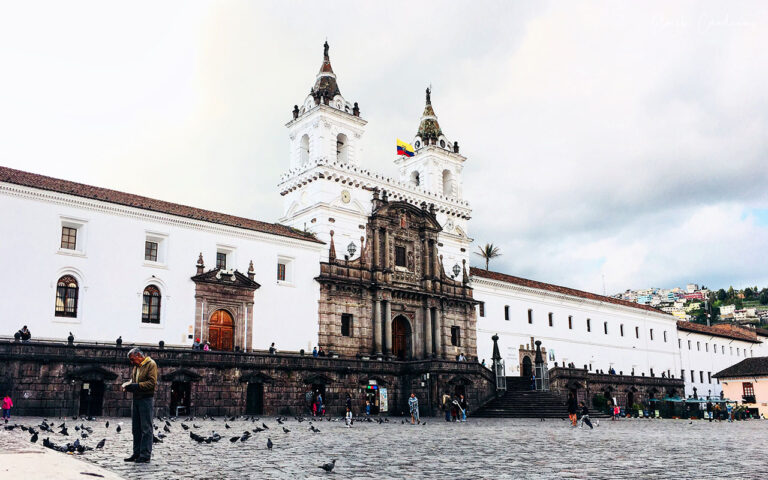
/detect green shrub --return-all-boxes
[592,394,608,410]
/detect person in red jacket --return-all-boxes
[1,394,13,422]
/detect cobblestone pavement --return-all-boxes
[2,416,767,479]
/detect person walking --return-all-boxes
[706,401,713,422]
[345,407,353,428]
[566,393,578,427]
[123,348,158,463]
[269,342,277,355]
[408,393,419,425]
[345,393,352,414]
[442,392,452,422]
[315,392,324,417]
[365,400,371,417]
[1,394,13,422]
[726,403,734,422]
[578,401,593,429]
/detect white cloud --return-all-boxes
[1,1,766,293]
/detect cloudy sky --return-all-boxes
[1,1,767,295]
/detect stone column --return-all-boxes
[383,230,390,270]
[434,307,443,358]
[432,243,441,279]
[421,237,429,278]
[373,228,380,269]
[424,306,433,358]
[373,299,383,355]
[383,300,392,356]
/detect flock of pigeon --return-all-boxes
[2,413,426,474]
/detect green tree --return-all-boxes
[717,289,727,301]
[744,287,754,299]
[735,298,743,309]
[475,243,502,271]
[760,291,768,305]
[728,286,735,298]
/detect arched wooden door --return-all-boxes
[209,309,234,351]
[392,315,412,360]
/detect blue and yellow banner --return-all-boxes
[396,139,414,157]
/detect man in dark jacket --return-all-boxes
[578,401,593,429]
[123,348,158,463]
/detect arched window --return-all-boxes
[300,134,310,164]
[336,133,348,163]
[142,285,161,324]
[410,171,420,186]
[442,169,454,197]
[55,275,79,317]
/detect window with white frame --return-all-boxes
[277,256,294,284]
[58,217,87,255]
[216,245,236,270]
[144,232,168,265]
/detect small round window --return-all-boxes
[415,140,421,148]
[440,139,445,148]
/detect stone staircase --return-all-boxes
[474,376,569,418]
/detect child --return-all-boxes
[345,407,352,428]
[1,394,12,422]
[578,401,593,429]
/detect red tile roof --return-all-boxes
[0,165,322,244]
[713,357,768,378]
[753,327,768,338]
[470,267,664,315]
[676,321,761,343]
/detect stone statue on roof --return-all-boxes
[426,87,431,105]
[323,41,329,58]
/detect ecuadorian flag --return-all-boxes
[396,139,415,157]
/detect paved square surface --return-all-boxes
[3,416,767,479]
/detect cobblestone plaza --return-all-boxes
[3,416,766,479]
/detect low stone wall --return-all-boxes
[0,340,495,418]
[549,367,684,409]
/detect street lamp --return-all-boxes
[347,241,357,258]
[452,263,461,278]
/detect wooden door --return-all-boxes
[392,316,411,360]
[209,309,234,351]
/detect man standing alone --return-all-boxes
[123,348,157,463]
[408,393,419,425]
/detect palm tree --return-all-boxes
[475,243,502,271]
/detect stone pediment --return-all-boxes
[66,365,118,382]
[191,268,260,290]
[373,200,441,232]
[303,373,334,385]
[161,368,202,382]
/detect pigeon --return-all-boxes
[153,435,163,444]
[193,424,201,429]
[30,432,38,443]
[225,423,231,429]
[262,423,269,430]
[59,427,69,436]
[165,420,172,427]
[105,421,109,429]
[282,427,290,433]
[276,418,284,425]
[240,434,250,442]
[319,459,336,473]
[181,423,189,431]
[164,425,171,433]
[81,432,89,439]
[266,438,273,450]
[75,425,80,431]
[96,438,106,449]
[116,425,121,433]
[230,436,240,442]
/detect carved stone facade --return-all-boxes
[317,193,477,361]
[191,256,260,352]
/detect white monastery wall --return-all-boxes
[0,183,322,352]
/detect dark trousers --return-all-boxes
[132,397,154,459]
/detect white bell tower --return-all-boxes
[395,87,465,201]
[286,41,367,170]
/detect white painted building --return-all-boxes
[0,41,763,403]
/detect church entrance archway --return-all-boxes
[209,309,234,351]
[392,315,412,360]
[522,356,533,378]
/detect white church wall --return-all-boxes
[0,183,322,352]
[473,277,681,379]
